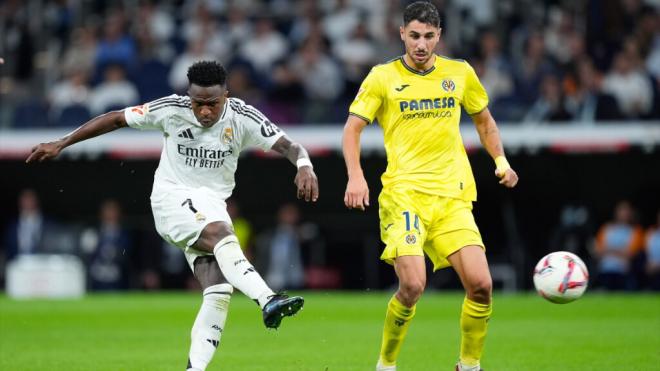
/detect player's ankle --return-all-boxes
[376,358,396,370]
[456,361,480,371]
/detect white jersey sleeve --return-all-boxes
[124,94,189,131]
[228,98,285,152]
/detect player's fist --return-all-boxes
[26,141,63,163]
[344,174,369,211]
[496,167,518,188]
[294,166,319,202]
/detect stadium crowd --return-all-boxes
[0,0,659,127]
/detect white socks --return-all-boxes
[457,362,481,371]
[376,359,397,370]
[187,284,232,371]
[213,235,274,308]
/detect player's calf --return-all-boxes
[187,284,232,371]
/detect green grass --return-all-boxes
[1,292,659,370]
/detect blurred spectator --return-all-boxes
[512,31,556,108]
[238,16,288,76]
[522,74,572,123]
[290,38,344,123]
[602,50,653,118]
[225,5,253,47]
[475,30,514,103]
[137,1,175,46]
[60,26,97,79]
[79,199,132,291]
[87,64,139,115]
[332,21,377,98]
[256,203,305,291]
[594,200,645,290]
[322,0,360,44]
[181,1,231,62]
[544,8,586,68]
[565,57,624,122]
[645,211,660,290]
[226,64,261,104]
[288,2,322,47]
[95,11,137,76]
[3,189,53,261]
[262,60,304,124]
[48,69,91,117]
[168,38,216,93]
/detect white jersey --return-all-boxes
[124,95,285,200]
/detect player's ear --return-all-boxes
[400,25,405,41]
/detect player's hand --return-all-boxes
[26,140,64,163]
[294,166,319,202]
[344,173,369,211]
[495,167,518,188]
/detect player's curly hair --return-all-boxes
[404,1,441,28]
[187,60,227,87]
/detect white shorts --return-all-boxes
[150,185,232,271]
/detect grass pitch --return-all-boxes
[1,291,658,370]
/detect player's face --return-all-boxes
[188,84,228,127]
[400,20,441,66]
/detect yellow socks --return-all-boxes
[459,297,492,367]
[379,296,416,366]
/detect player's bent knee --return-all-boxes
[467,277,492,303]
[195,222,234,252]
[398,279,425,306]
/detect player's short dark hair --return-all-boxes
[403,1,441,28]
[187,60,227,87]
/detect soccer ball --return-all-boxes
[533,251,589,304]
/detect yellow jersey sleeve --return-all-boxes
[462,62,489,115]
[349,68,384,124]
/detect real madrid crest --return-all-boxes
[222,127,233,144]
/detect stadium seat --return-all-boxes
[135,59,171,102]
[12,100,50,128]
[54,104,92,127]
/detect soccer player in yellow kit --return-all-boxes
[342,2,518,371]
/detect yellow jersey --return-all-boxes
[349,55,489,201]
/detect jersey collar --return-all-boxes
[399,54,436,76]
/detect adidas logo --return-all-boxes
[206,339,219,348]
[178,128,194,139]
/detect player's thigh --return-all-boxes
[394,255,427,290]
[151,186,231,249]
[447,245,492,298]
[378,187,432,264]
[424,199,484,270]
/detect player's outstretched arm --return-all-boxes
[471,108,519,188]
[26,110,127,163]
[342,115,370,210]
[271,135,319,202]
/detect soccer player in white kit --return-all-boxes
[27,61,319,371]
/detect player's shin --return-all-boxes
[459,296,492,368]
[213,235,274,308]
[187,284,232,371]
[379,295,416,366]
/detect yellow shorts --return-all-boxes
[378,187,484,270]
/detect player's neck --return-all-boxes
[402,53,436,73]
